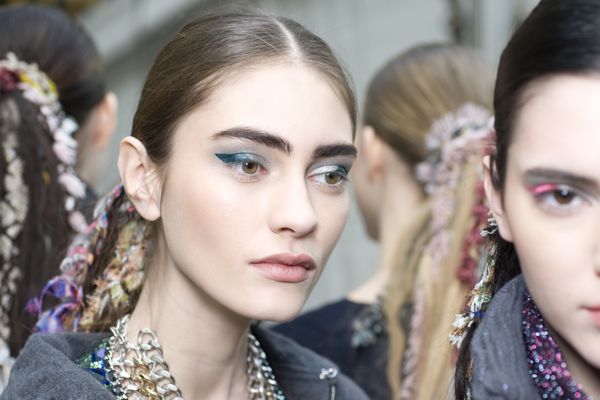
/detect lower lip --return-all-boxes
[586,309,600,326]
[250,263,311,283]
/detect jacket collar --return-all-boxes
[253,323,367,400]
[470,274,539,398]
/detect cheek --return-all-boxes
[503,180,588,302]
[160,163,257,266]
[313,192,350,254]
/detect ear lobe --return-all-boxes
[118,136,161,221]
[482,155,513,242]
[360,126,385,182]
[91,92,118,150]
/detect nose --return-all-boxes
[268,178,318,238]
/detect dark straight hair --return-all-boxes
[454,1,600,398]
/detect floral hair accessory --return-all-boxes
[29,184,150,333]
[416,103,493,284]
[0,52,88,233]
[0,100,28,343]
[0,52,89,342]
[449,239,496,348]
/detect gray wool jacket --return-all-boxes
[469,274,539,399]
[0,324,369,400]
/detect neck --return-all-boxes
[127,241,250,400]
[349,178,425,304]
[553,329,600,397]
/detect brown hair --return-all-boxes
[0,5,105,355]
[76,7,357,332]
[364,43,493,166]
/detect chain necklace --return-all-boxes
[103,315,286,400]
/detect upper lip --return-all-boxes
[584,305,600,311]
[250,253,316,270]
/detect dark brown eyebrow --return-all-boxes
[211,127,356,160]
[523,167,598,191]
[211,127,291,154]
[312,143,357,160]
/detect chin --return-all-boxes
[246,298,307,323]
[583,345,600,370]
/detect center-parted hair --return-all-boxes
[31,7,357,334]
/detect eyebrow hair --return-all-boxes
[211,127,291,154]
[312,143,357,160]
[523,167,598,190]
[211,126,357,160]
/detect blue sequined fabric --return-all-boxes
[522,292,592,399]
[77,339,112,390]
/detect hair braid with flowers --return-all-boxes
[29,184,151,333]
[0,53,90,358]
[385,103,495,400]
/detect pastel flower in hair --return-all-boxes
[0,52,88,233]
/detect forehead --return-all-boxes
[510,75,600,174]
[177,62,353,147]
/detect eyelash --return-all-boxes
[215,153,267,181]
[308,165,349,191]
[530,183,590,215]
[215,152,349,189]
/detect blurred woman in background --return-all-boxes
[0,4,116,387]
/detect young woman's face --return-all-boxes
[492,75,600,368]
[157,63,355,322]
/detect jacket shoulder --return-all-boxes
[1,333,113,400]
[255,325,370,400]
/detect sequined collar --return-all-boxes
[522,291,592,399]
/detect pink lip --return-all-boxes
[250,253,316,283]
[584,306,600,327]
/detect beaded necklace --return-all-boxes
[79,315,286,400]
[522,292,592,399]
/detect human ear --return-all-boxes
[88,92,118,150]
[360,125,386,182]
[482,154,514,242]
[117,136,161,221]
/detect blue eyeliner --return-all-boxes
[215,152,256,163]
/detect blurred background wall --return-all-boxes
[3,0,539,311]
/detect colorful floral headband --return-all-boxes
[0,52,89,342]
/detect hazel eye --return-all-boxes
[215,152,268,180]
[308,165,348,191]
[242,161,259,175]
[324,171,343,185]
